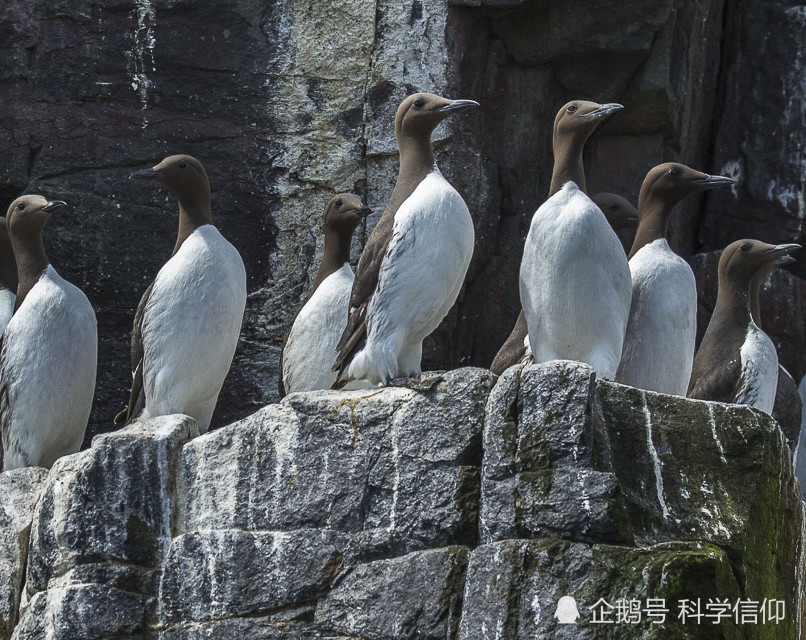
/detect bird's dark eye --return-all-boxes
[668,167,681,176]
[567,104,577,113]
[740,243,751,252]
[335,199,343,208]
[179,161,187,168]
[17,202,25,211]
[413,98,425,109]
[610,205,618,212]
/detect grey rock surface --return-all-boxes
[459,538,744,639]
[3,364,805,639]
[15,415,199,639]
[0,469,47,640]
[315,547,469,640]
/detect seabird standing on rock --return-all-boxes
[0,196,97,470]
[332,92,478,388]
[0,218,17,335]
[688,239,800,414]
[519,100,630,379]
[491,192,637,374]
[615,163,734,395]
[116,155,246,433]
[280,193,371,396]
[491,101,623,376]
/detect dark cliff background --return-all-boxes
[0,0,804,443]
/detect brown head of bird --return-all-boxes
[394,92,479,142]
[6,195,67,309]
[718,239,800,304]
[550,100,622,195]
[630,163,734,259]
[591,193,639,231]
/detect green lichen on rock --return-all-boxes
[460,538,745,639]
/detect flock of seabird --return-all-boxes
[0,92,799,472]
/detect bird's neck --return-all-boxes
[174,199,213,255]
[713,275,753,330]
[550,138,586,197]
[396,135,434,188]
[749,270,773,326]
[311,227,352,293]
[11,234,49,311]
[629,195,672,259]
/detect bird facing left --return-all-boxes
[116,154,247,434]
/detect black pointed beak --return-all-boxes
[130,168,162,180]
[691,175,735,189]
[765,243,801,265]
[587,103,623,119]
[438,99,480,114]
[42,200,67,213]
[626,216,639,227]
[351,206,373,218]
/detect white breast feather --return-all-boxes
[615,239,697,395]
[519,182,632,379]
[141,225,246,432]
[0,288,15,336]
[346,168,475,384]
[283,263,353,393]
[1,266,97,470]
[735,321,778,414]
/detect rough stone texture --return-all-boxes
[480,361,806,639]
[480,362,626,545]
[0,469,47,640]
[459,539,743,639]
[176,367,491,556]
[4,365,805,638]
[3,0,802,448]
[705,1,806,279]
[15,415,199,639]
[315,547,469,639]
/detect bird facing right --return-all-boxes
[0,196,97,471]
[615,163,734,395]
[688,239,800,414]
[332,92,478,388]
[280,193,372,396]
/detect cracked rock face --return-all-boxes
[0,469,47,640]
[5,364,805,639]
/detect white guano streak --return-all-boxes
[130,0,156,127]
[708,404,728,464]
[641,392,670,520]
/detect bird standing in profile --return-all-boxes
[615,163,734,395]
[117,154,246,433]
[688,239,800,414]
[332,92,478,388]
[1,196,97,470]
